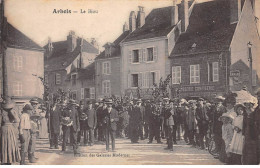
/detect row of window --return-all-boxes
[172,62,219,84]
[128,71,160,88]
[129,47,158,63]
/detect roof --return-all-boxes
[96,30,130,60]
[45,45,81,71]
[77,62,95,80]
[170,0,239,57]
[6,23,43,51]
[123,1,194,43]
[44,37,99,71]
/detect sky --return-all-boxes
[4,0,260,50]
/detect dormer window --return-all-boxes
[103,42,114,58]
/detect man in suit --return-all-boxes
[77,101,87,145]
[162,98,175,151]
[61,99,80,154]
[195,98,209,150]
[129,99,142,143]
[96,100,106,142]
[85,100,97,146]
[103,99,119,152]
[49,97,62,149]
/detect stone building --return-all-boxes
[44,31,99,102]
[0,7,44,112]
[120,1,196,98]
[169,0,260,99]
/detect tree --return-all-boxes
[152,74,172,101]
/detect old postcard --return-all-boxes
[0,0,260,165]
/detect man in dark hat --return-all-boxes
[77,100,86,145]
[49,97,62,149]
[96,99,107,142]
[103,99,119,151]
[148,100,163,144]
[129,99,142,143]
[28,98,40,163]
[162,97,175,151]
[85,100,97,146]
[195,98,209,150]
[61,99,80,154]
[19,104,34,164]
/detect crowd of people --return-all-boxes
[1,88,260,165]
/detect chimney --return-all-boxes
[46,37,53,59]
[91,38,99,50]
[230,0,241,24]
[171,0,179,26]
[123,22,129,32]
[129,11,136,32]
[137,6,145,28]
[67,30,77,52]
[180,0,189,32]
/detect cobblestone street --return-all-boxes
[26,138,223,165]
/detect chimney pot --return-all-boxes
[137,6,145,28]
[180,0,189,32]
[129,11,137,32]
[171,0,178,26]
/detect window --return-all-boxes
[147,48,154,62]
[55,73,61,85]
[142,72,150,88]
[151,71,160,86]
[133,50,139,63]
[44,74,48,85]
[208,62,219,82]
[90,87,95,99]
[71,74,77,85]
[13,82,22,96]
[131,74,139,87]
[102,61,111,75]
[102,80,110,95]
[71,91,77,100]
[13,55,23,72]
[172,66,181,84]
[81,88,84,99]
[190,64,200,84]
[84,88,90,98]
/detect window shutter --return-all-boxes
[108,62,111,74]
[153,47,158,61]
[128,74,131,88]
[155,71,160,85]
[139,50,142,63]
[90,87,95,99]
[172,67,175,84]
[81,88,84,99]
[143,49,146,62]
[149,72,153,87]
[129,50,132,63]
[138,72,143,87]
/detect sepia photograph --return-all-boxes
[0,0,260,165]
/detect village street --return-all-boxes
[25,138,223,165]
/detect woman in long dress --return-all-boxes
[0,98,21,165]
[38,107,48,139]
[229,104,244,165]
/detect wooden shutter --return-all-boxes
[129,50,132,63]
[81,88,84,99]
[138,50,142,63]
[155,71,160,85]
[138,72,143,87]
[149,72,153,87]
[153,47,158,61]
[128,74,132,88]
[142,49,146,63]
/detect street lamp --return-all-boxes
[247,41,253,93]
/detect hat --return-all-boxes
[68,99,76,105]
[30,98,39,104]
[105,99,113,104]
[1,97,15,109]
[23,104,34,111]
[215,96,225,102]
[163,97,170,101]
[136,99,142,103]
[87,100,95,104]
[198,98,204,101]
[218,113,234,121]
[188,100,196,104]
[180,98,187,104]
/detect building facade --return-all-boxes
[120,0,196,99]
[44,31,99,102]
[169,0,260,99]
